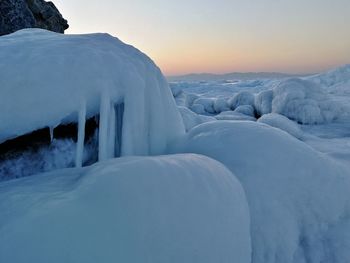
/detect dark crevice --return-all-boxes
[0,115,99,161]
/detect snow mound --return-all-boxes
[192,97,216,114]
[234,105,255,117]
[0,154,251,263]
[258,113,303,139]
[254,89,273,116]
[271,78,345,124]
[229,91,255,109]
[177,106,215,131]
[213,97,231,113]
[171,121,350,263]
[0,29,184,159]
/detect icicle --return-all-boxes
[49,126,54,142]
[98,90,110,161]
[107,104,116,158]
[115,102,124,157]
[75,101,86,167]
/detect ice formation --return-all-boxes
[170,121,350,263]
[177,106,215,131]
[172,75,350,125]
[258,113,303,139]
[0,29,185,165]
[0,154,251,263]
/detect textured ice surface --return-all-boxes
[0,29,184,157]
[170,121,350,263]
[0,154,251,263]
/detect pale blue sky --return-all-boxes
[55,0,350,75]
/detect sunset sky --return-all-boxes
[54,0,350,76]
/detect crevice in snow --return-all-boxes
[0,99,126,181]
[0,115,100,181]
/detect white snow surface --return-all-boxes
[0,29,185,156]
[177,106,215,131]
[0,154,251,263]
[270,78,347,124]
[171,69,350,125]
[258,113,303,139]
[170,121,350,263]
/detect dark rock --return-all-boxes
[0,0,68,36]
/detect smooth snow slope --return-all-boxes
[170,121,350,263]
[0,29,184,157]
[0,154,251,263]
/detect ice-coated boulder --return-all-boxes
[0,29,185,160]
[0,154,251,263]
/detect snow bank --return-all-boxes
[258,113,303,139]
[0,29,184,158]
[0,154,251,263]
[170,121,350,263]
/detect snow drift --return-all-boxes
[0,29,185,162]
[0,154,251,263]
[170,121,350,263]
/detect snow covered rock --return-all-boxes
[258,113,303,139]
[0,154,251,263]
[171,121,350,263]
[0,29,185,161]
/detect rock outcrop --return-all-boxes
[0,0,68,36]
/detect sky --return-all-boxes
[54,0,350,76]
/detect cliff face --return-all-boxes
[0,0,68,36]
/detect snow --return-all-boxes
[0,154,251,263]
[258,113,303,139]
[213,97,231,113]
[307,64,350,89]
[215,111,256,121]
[0,29,185,159]
[169,121,350,263]
[1,28,350,263]
[234,105,256,117]
[177,106,215,131]
[171,74,350,125]
[229,90,255,109]
[254,89,274,116]
[271,78,347,124]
